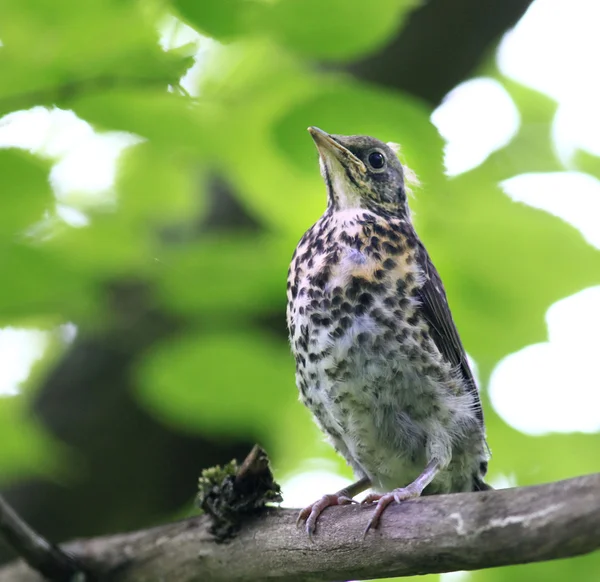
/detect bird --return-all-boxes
[286,127,491,535]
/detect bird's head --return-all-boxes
[308,126,417,216]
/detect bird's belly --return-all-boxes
[295,311,479,492]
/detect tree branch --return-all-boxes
[0,474,598,582]
[0,495,87,582]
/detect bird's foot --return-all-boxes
[362,484,421,535]
[297,493,356,537]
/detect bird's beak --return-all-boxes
[308,127,366,174]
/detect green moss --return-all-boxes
[197,447,282,541]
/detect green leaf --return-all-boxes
[262,0,419,60]
[0,0,193,116]
[71,90,215,155]
[415,170,600,374]
[135,331,296,435]
[483,78,563,178]
[116,142,203,226]
[157,235,289,317]
[572,149,600,181]
[44,145,206,283]
[0,396,62,483]
[45,215,153,279]
[175,0,420,60]
[173,0,256,41]
[0,149,53,235]
[0,242,92,322]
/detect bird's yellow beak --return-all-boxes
[308,127,366,173]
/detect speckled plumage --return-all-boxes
[287,128,490,533]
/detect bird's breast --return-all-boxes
[287,210,436,405]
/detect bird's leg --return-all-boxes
[362,459,440,534]
[298,476,371,536]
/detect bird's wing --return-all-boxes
[416,245,485,430]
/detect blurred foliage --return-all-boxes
[0,0,599,581]
[174,0,418,59]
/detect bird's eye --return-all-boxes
[368,151,385,169]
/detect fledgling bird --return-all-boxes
[286,127,491,535]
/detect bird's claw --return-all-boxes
[362,486,420,536]
[297,493,356,537]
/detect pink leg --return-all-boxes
[298,476,371,536]
[363,460,440,535]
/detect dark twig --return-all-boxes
[0,495,89,582]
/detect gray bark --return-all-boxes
[1,474,598,582]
